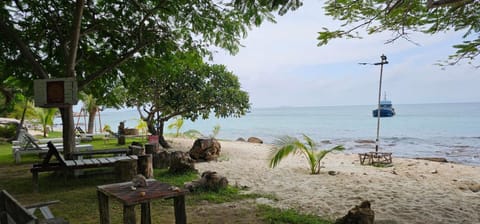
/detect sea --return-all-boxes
[70,103,480,166]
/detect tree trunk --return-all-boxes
[87,107,97,134]
[157,121,170,148]
[43,124,47,138]
[60,106,76,159]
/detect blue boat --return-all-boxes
[372,95,395,117]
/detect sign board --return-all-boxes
[34,78,78,107]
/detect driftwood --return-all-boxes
[184,171,228,192]
[335,200,374,224]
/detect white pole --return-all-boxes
[375,54,388,153]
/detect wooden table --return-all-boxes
[97,179,187,224]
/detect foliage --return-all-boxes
[270,135,344,174]
[135,119,148,135]
[34,107,57,137]
[123,51,250,148]
[0,0,297,155]
[182,129,204,139]
[318,0,480,66]
[167,117,184,137]
[211,124,221,138]
[257,204,332,224]
[0,123,16,139]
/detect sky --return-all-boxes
[210,1,479,108]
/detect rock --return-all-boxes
[431,169,438,174]
[328,170,337,176]
[236,137,246,142]
[415,157,448,163]
[247,137,263,144]
[189,138,221,161]
[168,151,196,173]
[469,183,480,193]
[335,200,375,224]
[354,139,375,144]
[184,171,228,192]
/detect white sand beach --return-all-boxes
[170,138,480,224]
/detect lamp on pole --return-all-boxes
[373,54,388,152]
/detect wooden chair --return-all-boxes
[30,142,137,191]
[0,190,68,224]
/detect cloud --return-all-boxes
[212,1,479,108]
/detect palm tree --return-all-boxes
[35,107,57,137]
[167,116,184,137]
[269,134,345,175]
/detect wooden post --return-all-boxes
[174,195,187,224]
[118,135,126,145]
[137,154,153,178]
[32,171,39,192]
[152,150,170,169]
[115,159,137,182]
[144,143,158,154]
[141,203,151,224]
[97,191,110,224]
[123,205,136,224]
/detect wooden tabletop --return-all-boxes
[97,179,186,206]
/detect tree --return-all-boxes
[34,107,57,137]
[78,93,100,134]
[318,0,480,66]
[0,1,299,157]
[168,117,185,138]
[269,134,344,174]
[123,51,250,148]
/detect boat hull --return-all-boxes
[372,108,395,117]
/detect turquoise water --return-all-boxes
[78,103,480,165]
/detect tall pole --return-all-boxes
[374,54,388,152]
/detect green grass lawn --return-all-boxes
[0,132,333,224]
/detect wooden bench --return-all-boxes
[71,148,132,160]
[359,152,393,165]
[0,190,68,224]
[30,142,137,192]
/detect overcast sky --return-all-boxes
[211,1,479,108]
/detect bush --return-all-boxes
[0,123,17,139]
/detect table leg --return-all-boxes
[123,205,136,224]
[141,202,151,224]
[174,195,186,224]
[97,191,110,224]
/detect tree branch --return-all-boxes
[0,19,48,79]
[78,41,150,90]
[427,0,474,8]
[67,0,85,78]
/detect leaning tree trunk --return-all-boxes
[157,121,170,149]
[145,118,171,149]
[87,107,97,134]
[60,106,76,159]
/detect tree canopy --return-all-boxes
[318,0,480,66]
[0,0,299,155]
[122,51,250,147]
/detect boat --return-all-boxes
[372,94,395,117]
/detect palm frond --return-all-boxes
[302,134,316,150]
[269,144,297,168]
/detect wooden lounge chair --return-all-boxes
[0,190,68,224]
[12,131,92,164]
[30,142,137,192]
